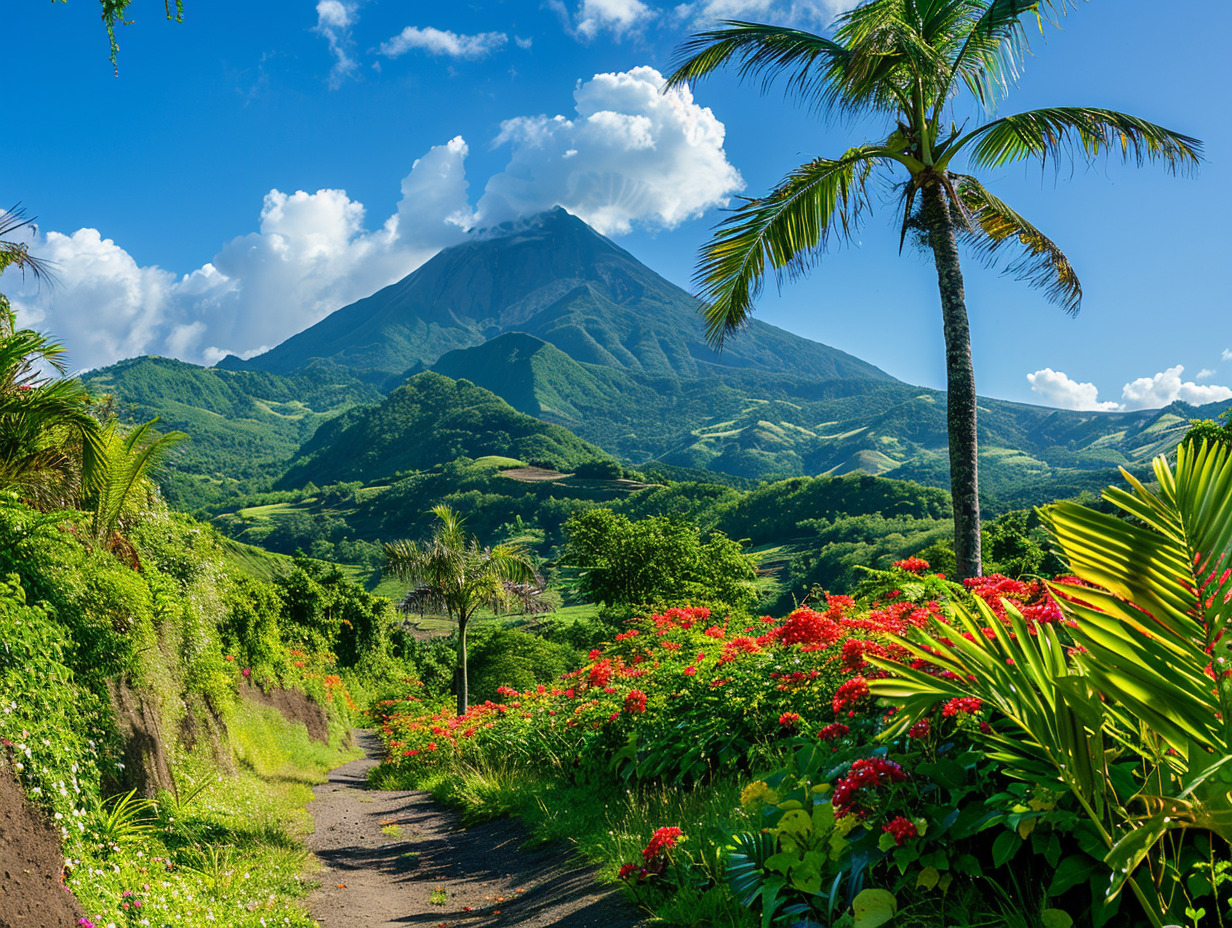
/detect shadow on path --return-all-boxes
[307,731,646,928]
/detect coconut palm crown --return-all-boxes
[665,0,1202,578]
[385,504,536,716]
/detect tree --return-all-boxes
[564,508,757,611]
[1,210,107,506]
[81,417,186,567]
[384,505,536,716]
[53,1,186,70]
[1182,407,1232,453]
[666,1,1201,578]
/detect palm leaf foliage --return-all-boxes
[869,441,1232,926]
[385,505,537,715]
[0,311,106,507]
[666,1,1201,578]
[81,417,186,568]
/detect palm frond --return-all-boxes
[951,174,1082,314]
[961,106,1203,173]
[694,148,885,346]
[946,0,1079,110]
[0,205,54,284]
[664,22,859,115]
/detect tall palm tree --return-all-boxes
[384,505,536,716]
[666,0,1202,578]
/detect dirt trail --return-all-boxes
[307,731,645,928]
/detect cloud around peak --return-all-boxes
[477,66,743,234]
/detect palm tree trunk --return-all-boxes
[456,612,469,717]
[921,178,982,579]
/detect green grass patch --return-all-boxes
[69,701,359,928]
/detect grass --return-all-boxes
[381,823,404,837]
[391,754,765,927]
[68,700,360,928]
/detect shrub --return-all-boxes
[467,629,582,704]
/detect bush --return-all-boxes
[467,629,582,704]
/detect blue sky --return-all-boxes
[3,0,1229,412]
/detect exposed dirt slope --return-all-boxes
[307,731,645,928]
[0,763,85,928]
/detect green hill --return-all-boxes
[276,371,615,489]
[82,356,380,507]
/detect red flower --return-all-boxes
[778,712,801,728]
[907,718,931,740]
[624,690,647,715]
[892,557,931,574]
[817,723,849,742]
[832,676,870,714]
[941,697,982,717]
[883,816,918,846]
[642,827,684,862]
[682,666,697,676]
[779,607,844,647]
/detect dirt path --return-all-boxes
[306,731,646,928]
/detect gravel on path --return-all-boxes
[306,731,647,928]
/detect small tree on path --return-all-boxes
[384,505,536,716]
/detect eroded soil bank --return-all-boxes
[307,731,645,928]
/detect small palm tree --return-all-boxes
[0,210,105,505]
[666,1,1202,578]
[81,417,186,568]
[384,505,537,716]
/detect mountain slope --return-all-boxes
[224,208,895,387]
[82,357,380,507]
[276,371,615,489]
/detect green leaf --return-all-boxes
[916,866,941,891]
[1041,910,1074,928]
[992,830,1020,868]
[1048,854,1096,897]
[852,888,898,928]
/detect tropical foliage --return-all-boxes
[385,505,537,715]
[872,441,1232,926]
[666,0,1201,578]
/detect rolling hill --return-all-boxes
[276,371,615,489]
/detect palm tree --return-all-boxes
[81,417,186,568]
[665,1,1202,578]
[384,505,537,716]
[0,208,105,505]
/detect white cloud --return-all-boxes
[1027,369,1120,411]
[477,66,743,234]
[1224,348,1232,361]
[4,138,473,371]
[1197,369,1216,381]
[1120,365,1232,411]
[672,0,861,29]
[379,26,508,60]
[1029,364,1232,412]
[314,0,358,88]
[550,0,656,40]
[3,67,745,370]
